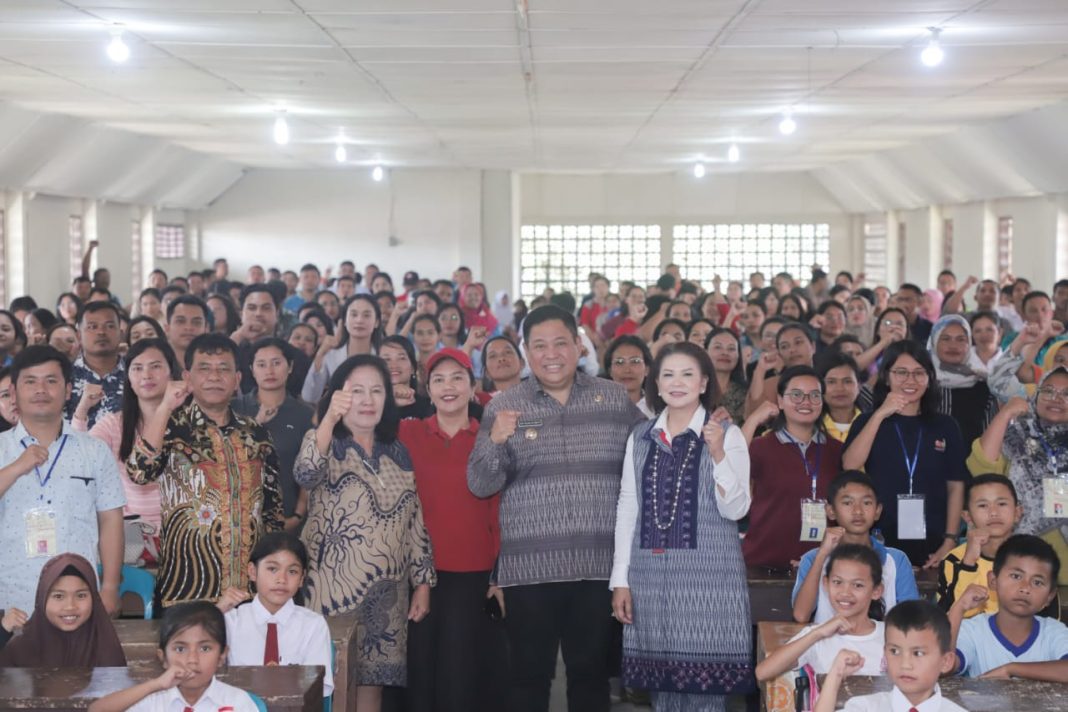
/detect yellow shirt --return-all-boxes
[822,409,861,444]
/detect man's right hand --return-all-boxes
[160,381,190,413]
[490,410,521,444]
[11,445,48,477]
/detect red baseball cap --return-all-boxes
[425,347,473,377]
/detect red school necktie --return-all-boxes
[264,621,280,665]
[909,708,919,712]
[183,707,194,712]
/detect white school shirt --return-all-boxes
[955,612,1068,677]
[609,405,750,589]
[127,677,259,712]
[843,685,969,712]
[224,597,334,696]
[790,621,886,675]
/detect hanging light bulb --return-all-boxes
[693,162,706,178]
[372,165,385,182]
[272,112,289,145]
[334,143,347,163]
[727,143,741,163]
[778,111,797,136]
[106,29,130,63]
[921,28,944,67]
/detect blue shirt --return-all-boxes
[956,613,1068,676]
[0,421,126,612]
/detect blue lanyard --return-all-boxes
[20,434,68,490]
[894,423,923,495]
[783,430,823,499]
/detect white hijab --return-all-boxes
[927,314,988,389]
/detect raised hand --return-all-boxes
[875,392,911,419]
[216,587,251,613]
[490,410,521,445]
[959,583,990,612]
[819,526,845,554]
[1,607,27,633]
[76,384,105,417]
[160,381,190,413]
[325,385,354,425]
[829,648,865,677]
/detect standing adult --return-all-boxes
[611,342,753,711]
[302,294,381,404]
[295,354,435,712]
[468,305,642,712]
[126,333,284,607]
[0,346,125,614]
[65,301,125,429]
[164,294,210,370]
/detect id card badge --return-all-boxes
[24,508,57,558]
[800,499,827,542]
[897,494,927,540]
[1043,478,1068,518]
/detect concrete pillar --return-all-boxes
[480,170,517,298]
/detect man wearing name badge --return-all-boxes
[468,305,644,712]
[0,346,125,615]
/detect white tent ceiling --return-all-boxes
[0,1,1067,207]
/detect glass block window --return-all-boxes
[997,217,1013,276]
[69,215,84,282]
[155,223,185,259]
[863,219,888,287]
[519,224,662,301]
[671,223,830,285]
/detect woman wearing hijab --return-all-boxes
[459,283,499,334]
[0,553,126,667]
[929,314,1000,449]
[967,367,1068,582]
[492,291,513,333]
[988,335,1068,402]
[920,288,944,324]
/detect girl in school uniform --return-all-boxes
[88,601,257,712]
[216,532,334,698]
[0,553,126,667]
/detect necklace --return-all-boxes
[650,437,698,531]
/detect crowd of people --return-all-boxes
[0,252,1067,711]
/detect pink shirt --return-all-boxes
[73,411,161,528]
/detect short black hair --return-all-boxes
[184,332,239,371]
[249,531,308,571]
[299,263,320,274]
[816,351,864,383]
[374,290,397,306]
[776,322,815,347]
[828,284,851,300]
[993,534,1060,583]
[966,473,1018,507]
[166,294,210,324]
[968,310,1001,331]
[160,285,186,300]
[745,299,767,315]
[817,300,846,317]
[11,345,72,385]
[652,318,687,342]
[77,300,121,326]
[1022,290,1051,313]
[1055,279,1068,292]
[656,273,676,291]
[159,601,227,652]
[885,599,952,654]
[873,340,940,417]
[938,269,956,279]
[645,341,719,414]
[835,270,854,283]
[827,470,878,506]
[249,337,294,366]
[549,292,577,315]
[9,296,38,313]
[240,283,280,309]
[522,305,578,343]
[897,283,923,297]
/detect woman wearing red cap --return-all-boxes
[399,347,506,711]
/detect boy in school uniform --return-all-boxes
[950,534,1068,681]
[937,474,1022,617]
[792,471,920,623]
[815,600,966,712]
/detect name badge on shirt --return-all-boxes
[24,508,57,558]
[800,499,827,542]
[897,494,927,540]
[1043,478,1068,518]
[518,418,543,441]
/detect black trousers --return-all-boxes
[505,580,614,712]
[402,570,507,712]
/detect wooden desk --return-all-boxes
[835,675,1068,711]
[747,566,939,622]
[114,613,358,712]
[0,663,322,712]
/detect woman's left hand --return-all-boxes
[408,584,431,622]
[923,539,957,569]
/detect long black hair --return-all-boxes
[380,335,419,390]
[705,327,746,386]
[437,302,468,344]
[119,339,181,461]
[315,354,399,444]
[872,340,940,418]
[336,294,382,351]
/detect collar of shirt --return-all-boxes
[14,419,74,445]
[652,404,707,442]
[186,400,240,436]
[532,369,592,399]
[165,676,225,711]
[774,428,827,448]
[891,683,945,711]
[822,409,860,440]
[251,595,295,625]
[73,354,124,380]
[426,414,479,440]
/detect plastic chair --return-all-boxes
[96,564,155,619]
[247,692,268,712]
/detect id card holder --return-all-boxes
[24,508,57,558]
[897,495,927,540]
[800,499,827,542]
[1043,478,1068,518]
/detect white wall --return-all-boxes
[196,169,484,289]
[24,194,80,308]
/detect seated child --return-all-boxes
[937,474,1022,617]
[88,601,257,712]
[815,600,965,712]
[216,532,334,697]
[757,544,886,681]
[950,534,1068,681]
[0,607,27,649]
[793,471,919,623]
[0,553,126,667]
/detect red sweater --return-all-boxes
[399,416,500,573]
[742,432,843,569]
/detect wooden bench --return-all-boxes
[834,675,1068,711]
[114,613,357,712]
[0,663,322,712]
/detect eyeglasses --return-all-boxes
[440,314,460,321]
[889,368,929,382]
[612,357,645,366]
[784,390,823,404]
[1038,387,1068,402]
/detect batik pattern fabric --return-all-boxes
[126,401,284,607]
[294,431,436,687]
[622,419,755,700]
